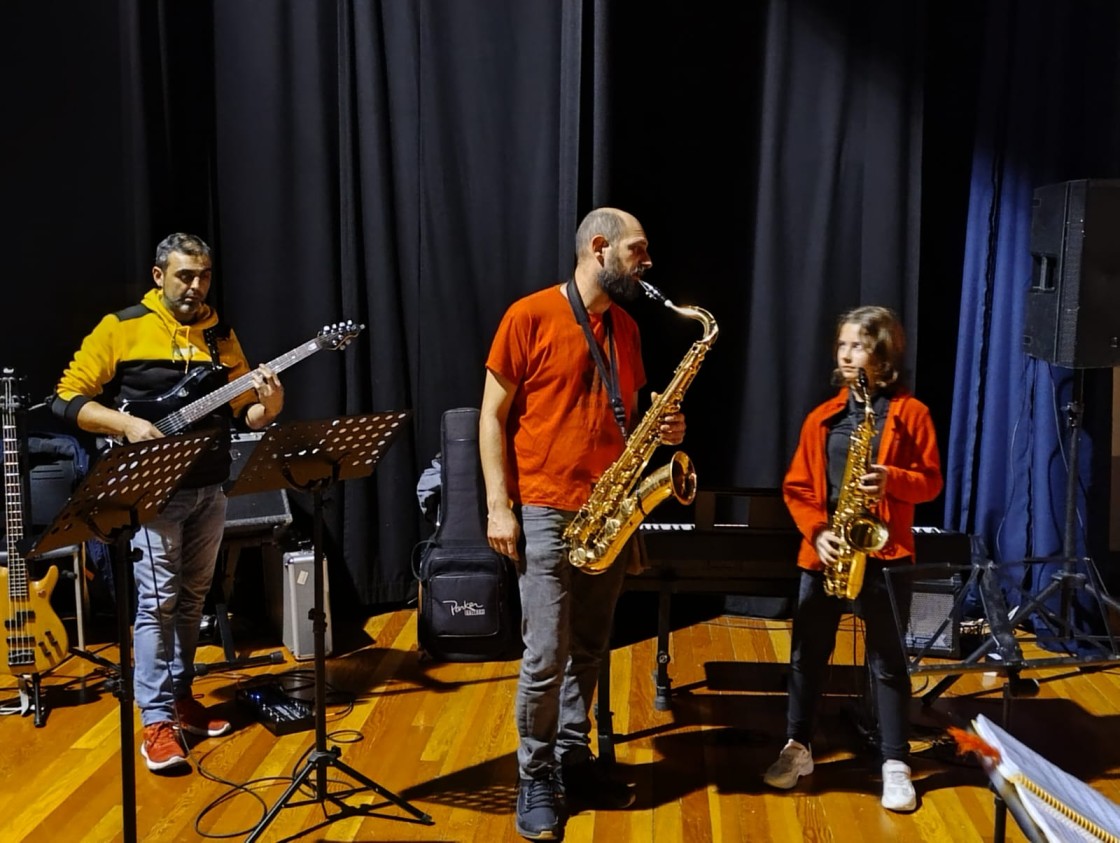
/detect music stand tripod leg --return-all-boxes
[111,526,139,843]
[246,487,433,842]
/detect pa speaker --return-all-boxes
[1023,179,1120,368]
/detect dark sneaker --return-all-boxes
[175,696,232,737]
[560,755,635,810]
[140,721,188,771]
[515,776,561,840]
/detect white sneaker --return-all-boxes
[881,760,917,812]
[763,739,813,789]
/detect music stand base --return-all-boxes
[193,650,284,676]
[246,747,433,841]
[193,595,286,674]
[196,546,288,673]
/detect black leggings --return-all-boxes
[785,564,913,761]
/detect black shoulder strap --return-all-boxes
[202,322,229,369]
[565,278,628,438]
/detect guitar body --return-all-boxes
[117,366,217,421]
[2,369,71,675]
[0,563,69,674]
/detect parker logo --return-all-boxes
[443,600,487,617]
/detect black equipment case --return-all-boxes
[416,408,522,662]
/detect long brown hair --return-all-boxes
[830,305,907,391]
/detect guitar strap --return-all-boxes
[201,324,228,370]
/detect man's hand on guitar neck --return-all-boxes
[245,365,284,430]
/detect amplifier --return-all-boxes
[904,574,964,658]
[225,432,292,536]
[905,529,972,659]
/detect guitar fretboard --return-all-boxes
[2,378,28,600]
[155,323,361,435]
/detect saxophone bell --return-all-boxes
[845,514,888,553]
[570,451,697,575]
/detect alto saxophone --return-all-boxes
[564,281,719,574]
[824,370,889,599]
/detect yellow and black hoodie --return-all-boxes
[52,288,257,488]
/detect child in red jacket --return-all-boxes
[764,306,942,813]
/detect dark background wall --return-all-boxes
[3,0,1116,608]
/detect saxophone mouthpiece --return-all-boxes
[639,280,671,306]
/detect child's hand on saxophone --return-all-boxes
[859,464,888,497]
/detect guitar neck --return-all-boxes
[156,339,324,435]
[2,386,27,597]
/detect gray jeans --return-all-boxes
[515,505,629,780]
[132,484,227,726]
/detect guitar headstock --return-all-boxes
[317,320,365,351]
[0,367,28,413]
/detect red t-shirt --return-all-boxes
[486,284,646,511]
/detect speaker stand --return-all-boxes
[903,370,1120,713]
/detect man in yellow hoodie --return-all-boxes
[51,232,284,772]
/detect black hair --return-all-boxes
[154,233,211,270]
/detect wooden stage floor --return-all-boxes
[2,592,1119,842]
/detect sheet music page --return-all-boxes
[974,714,1120,842]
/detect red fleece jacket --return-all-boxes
[782,386,943,571]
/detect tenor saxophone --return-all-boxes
[564,281,719,574]
[823,370,889,599]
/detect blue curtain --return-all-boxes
[946,1,1120,644]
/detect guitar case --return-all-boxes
[416,408,523,662]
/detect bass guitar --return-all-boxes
[118,320,364,435]
[1,370,69,674]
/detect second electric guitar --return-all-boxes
[0,370,69,675]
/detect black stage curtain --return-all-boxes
[2,0,1048,608]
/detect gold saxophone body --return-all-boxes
[564,281,718,574]
[824,370,889,600]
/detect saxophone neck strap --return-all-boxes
[565,277,628,438]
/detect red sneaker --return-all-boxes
[141,721,188,771]
[174,696,232,737]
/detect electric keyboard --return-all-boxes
[618,489,800,709]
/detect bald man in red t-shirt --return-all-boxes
[480,207,685,841]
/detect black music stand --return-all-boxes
[27,433,215,843]
[227,413,433,841]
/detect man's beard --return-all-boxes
[165,294,203,323]
[597,266,641,304]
